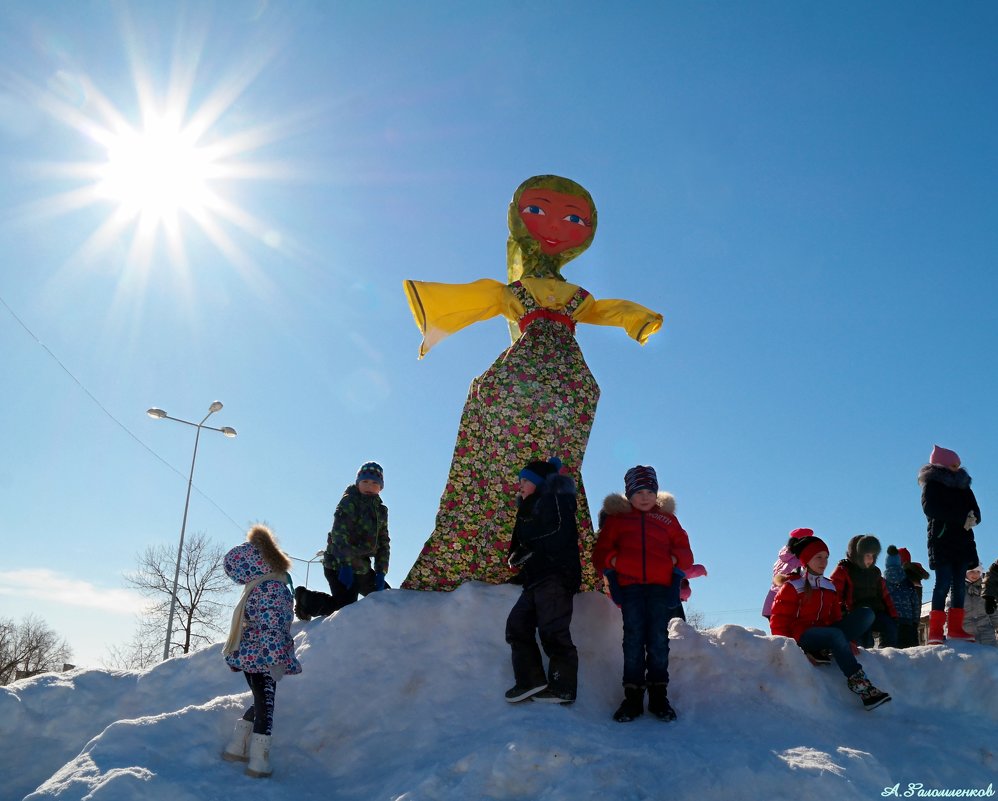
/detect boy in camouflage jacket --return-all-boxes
[294,462,390,620]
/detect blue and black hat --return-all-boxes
[356,461,384,488]
[519,457,562,488]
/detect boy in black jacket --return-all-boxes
[504,457,581,705]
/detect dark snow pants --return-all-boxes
[505,574,578,695]
[297,569,381,617]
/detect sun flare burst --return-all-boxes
[6,16,302,294]
[97,116,214,222]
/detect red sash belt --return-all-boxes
[518,309,576,334]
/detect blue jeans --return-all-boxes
[798,608,874,677]
[859,610,898,648]
[931,560,968,611]
[619,584,672,686]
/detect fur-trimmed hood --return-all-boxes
[601,491,676,518]
[918,464,972,489]
[843,533,882,567]
[225,524,292,584]
[543,472,577,496]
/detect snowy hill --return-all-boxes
[4,583,997,801]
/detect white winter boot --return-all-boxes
[245,732,273,778]
[221,719,253,762]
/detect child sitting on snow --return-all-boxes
[770,535,891,711]
[504,457,581,704]
[830,535,898,648]
[593,465,695,723]
[221,525,302,778]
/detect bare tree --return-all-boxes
[102,617,163,671]
[0,615,73,685]
[684,607,708,631]
[122,530,233,661]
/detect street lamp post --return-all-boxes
[147,401,237,661]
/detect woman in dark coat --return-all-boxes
[919,445,982,644]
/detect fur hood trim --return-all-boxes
[248,524,292,574]
[845,534,881,565]
[601,491,676,518]
[542,472,577,496]
[918,464,972,488]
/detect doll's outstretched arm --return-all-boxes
[403,278,510,358]
[574,296,663,344]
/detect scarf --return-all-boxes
[223,571,286,656]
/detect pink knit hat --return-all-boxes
[929,445,960,468]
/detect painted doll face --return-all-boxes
[517,188,593,255]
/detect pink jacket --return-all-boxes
[762,545,802,617]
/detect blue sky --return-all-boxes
[1,1,996,667]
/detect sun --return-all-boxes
[6,14,300,290]
[96,116,214,223]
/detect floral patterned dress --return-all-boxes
[403,280,602,591]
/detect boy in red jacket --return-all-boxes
[593,465,694,722]
[770,535,892,711]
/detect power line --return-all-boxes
[0,291,244,533]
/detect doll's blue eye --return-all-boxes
[563,214,587,226]
[521,204,545,216]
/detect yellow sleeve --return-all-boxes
[574,297,663,345]
[403,278,519,358]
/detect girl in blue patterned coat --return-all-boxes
[221,524,302,778]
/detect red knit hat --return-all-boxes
[897,547,911,566]
[791,536,829,569]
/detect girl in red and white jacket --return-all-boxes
[770,535,891,711]
[593,465,694,723]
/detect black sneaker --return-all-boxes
[531,688,576,704]
[294,586,312,622]
[505,683,547,703]
[804,648,832,665]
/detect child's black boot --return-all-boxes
[294,586,312,622]
[612,683,644,722]
[647,682,677,721]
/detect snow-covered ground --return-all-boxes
[4,582,997,801]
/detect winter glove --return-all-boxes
[338,565,354,589]
[374,571,386,592]
[987,596,997,615]
[965,511,978,530]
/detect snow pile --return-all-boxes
[4,582,997,801]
